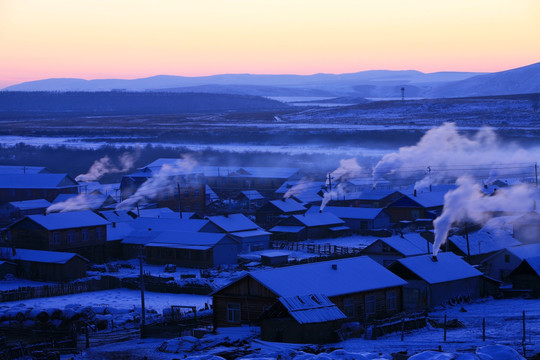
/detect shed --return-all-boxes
[0,199,51,222]
[260,251,289,266]
[260,294,347,343]
[0,247,88,282]
[388,252,483,311]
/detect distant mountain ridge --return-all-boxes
[2,62,539,98]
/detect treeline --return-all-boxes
[0,91,289,116]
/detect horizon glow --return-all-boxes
[1,0,539,88]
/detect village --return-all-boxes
[0,159,539,360]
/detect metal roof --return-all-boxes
[278,294,346,324]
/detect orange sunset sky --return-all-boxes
[1,0,539,88]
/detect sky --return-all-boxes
[0,0,539,88]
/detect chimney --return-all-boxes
[112,222,116,228]
[414,189,417,197]
[148,227,152,232]
[431,255,438,262]
[319,209,322,214]
[331,264,337,270]
[224,213,229,218]
[281,197,286,202]
[484,184,488,189]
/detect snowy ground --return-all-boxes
[74,297,538,360]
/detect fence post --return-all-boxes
[401,314,405,341]
[522,310,526,356]
[443,313,447,343]
[482,317,485,342]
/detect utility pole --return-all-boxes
[535,162,538,188]
[401,87,405,102]
[465,223,470,264]
[139,248,146,338]
[177,183,183,219]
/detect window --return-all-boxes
[411,210,420,219]
[227,303,241,323]
[184,190,190,198]
[82,229,89,242]
[343,298,355,317]
[386,291,397,311]
[67,231,75,243]
[53,232,61,245]
[504,254,510,263]
[194,189,200,197]
[365,295,376,315]
[96,228,103,240]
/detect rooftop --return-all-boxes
[16,210,109,230]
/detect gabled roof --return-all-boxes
[8,199,51,210]
[449,229,522,256]
[511,256,540,277]
[340,190,401,201]
[245,256,406,297]
[390,252,482,285]
[367,234,432,256]
[290,213,345,227]
[137,207,180,219]
[270,225,305,233]
[308,206,386,220]
[506,243,540,261]
[146,231,237,249]
[107,222,134,241]
[0,165,49,174]
[268,199,306,213]
[0,173,78,189]
[14,210,109,230]
[207,213,259,233]
[0,247,88,264]
[277,294,347,324]
[237,190,265,201]
[128,217,211,232]
[391,191,447,209]
[50,193,116,211]
[98,210,136,222]
[230,229,271,238]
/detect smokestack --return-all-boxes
[224,213,229,218]
[331,264,337,270]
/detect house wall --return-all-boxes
[482,251,523,281]
[429,277,482,308]
[18,257,87,282]
[361,242,405,267]
[0,262,17,278]
[235,234,270,252]
[146,246,213,268]
[510,273,540,296]
[261,318,344,344]
[212,240,239,265]
[212,276,278,328]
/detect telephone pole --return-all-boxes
[139,248,146,338]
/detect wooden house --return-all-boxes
[481,243,540,282]
[0,165,50,174]
[387,252,483,311]
[327,190,403,209]
[386,190,446,222]
[308,206,390,234]
[212,256,406,328]
[0,173,79,204]
[508,256,540,297]
[270,212,349,241]
[360,233,433,267]
[0,247,88,282]
[255,198,307,228]
[144,232,240,268]
[0,199,51,224]
[234,190,266,211]
[260,294,347,344]
[207,213,270,252]
[512,211,540,244]
[6,210,109,263]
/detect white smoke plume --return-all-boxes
[433,176,538,255]
[46,194,108,213]
[283,178,314,199]
[320,158,365,211]
[372,123,537,190]
[116,156,198,210]
[76,150,140,182]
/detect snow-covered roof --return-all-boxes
[52,193,114,210]
[341,190,400,201]
[268,199,306,213]
[128,217,211,233]
[0,247,88,264]
[8,199,51,210]
[518,256,540,277]
[370,234,432,256]
[291,192,322,204]
[207,213,259,233]
[0,174,78,189]
[98,210,136,222]
[506,243,540,260]
[398,191,447,208]
[18,210,109,230]
[107,222,134,241]
[278,294,347,324]
[0,165,49,174]
[260,251,289,258]
[449,229,522,256]
[137,208,180,219]
[291,213,345,227]
[146,231,233,248]
[308,206,386,220]
[392,252,482,284]
[230,229,271,238]
[246,256,406,297]
[237,190,265,201]
[269,225,304,233]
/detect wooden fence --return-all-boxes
[271,241,363,256]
